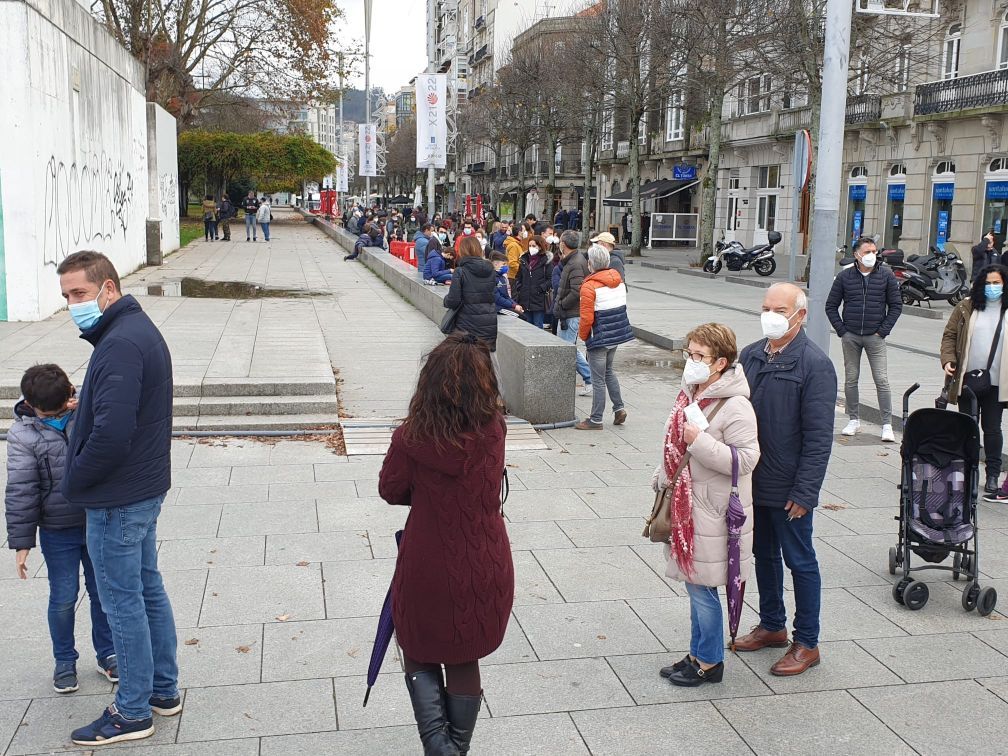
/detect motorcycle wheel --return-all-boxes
[703,260,722,274]
[900,286,917,306]
[949,291,965,305]
[753,258,776,277]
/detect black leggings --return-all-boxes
[963,384,1003,477]
[404,655,481,696]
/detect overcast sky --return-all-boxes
[338,1,429,94]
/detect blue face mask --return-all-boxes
[68,283,109,331]
[986,284,1003,300]
[41,413,71,432]
[497,266,509,276]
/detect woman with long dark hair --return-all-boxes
[379,334,513,755]
[941,264,1008,500]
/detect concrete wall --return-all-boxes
[153,104,180,257]
[0,0,175,321]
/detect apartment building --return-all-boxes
[714,0,1008,259]
[395,85,416,128]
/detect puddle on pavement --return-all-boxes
[617,341,684,380]
[125,277,329,299]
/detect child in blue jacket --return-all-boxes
[492,252,523,315]
[423,237,454,284]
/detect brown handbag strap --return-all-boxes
[667,399,726,487]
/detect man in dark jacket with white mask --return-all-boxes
[56,251,179,747]
[737,283,836,677]
[825,235,902,442]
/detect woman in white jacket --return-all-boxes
[652,322,760,687]
[256,198,272,242]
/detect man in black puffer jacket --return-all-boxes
[825,236,902,442]
[444,236,498,351]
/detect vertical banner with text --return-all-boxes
[415,74,448,169]
[359,124,377,177]
[336,162,349,192]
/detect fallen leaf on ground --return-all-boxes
[276,614,291,622]
[347,648,360,658]
[296,560,310,567]
[236,645,251,653]
[597,635,607,640]
[822,503,846,511]
[184,638,199,646]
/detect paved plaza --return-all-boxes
[2,216,1008,754]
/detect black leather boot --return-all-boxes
[445,692,482,755]
[405,671,460,756]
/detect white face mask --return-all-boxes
[859,253,877,268]
[761,310,799,340]
[682,359,712,386]
[547,235,558,244]
[528,246,539,255]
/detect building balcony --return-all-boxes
[846,94,883,124]
[773,107,811,135]
[616,141,630,158]
[914,68,1008,117]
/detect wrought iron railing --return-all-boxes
[915,68,1008,116]
[846,94,882,123]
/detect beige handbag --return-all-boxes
[642,400,725,544]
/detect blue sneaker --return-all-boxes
[149,695,182,716]
[98,655,119,683]
[70,704,154,746]
[53,663,78,694]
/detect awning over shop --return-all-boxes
[574,185,598,199]
[603,178,698,206]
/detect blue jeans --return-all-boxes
[86,495,178,720]
[752,505,821,649]
[260,222,270,241]
[431,272,452,283]
[685,582,724,665]
[39,527,114,666]
[558,316,591,384]
[523,311,546,329]
[245,214,257,239]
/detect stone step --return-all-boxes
[172,395,339,417]
[0,379,336,401]
[175,414,340,432]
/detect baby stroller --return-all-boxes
[888,383,998,615]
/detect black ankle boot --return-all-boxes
[445,692,482,755]
[405,671,460,756]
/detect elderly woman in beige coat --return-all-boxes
[651,323,759,687]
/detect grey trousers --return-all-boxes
[841,332,892,425]
[587,346,624,424]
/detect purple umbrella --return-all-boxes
[726,446,747,652]
[363,529,404,707]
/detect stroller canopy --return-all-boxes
[902,408,980,470]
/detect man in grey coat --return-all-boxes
[554,230,593,394]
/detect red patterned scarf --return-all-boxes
[663,390,715,579]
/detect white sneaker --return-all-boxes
[578,385,592,397]
[881,424,895,443]
[842,419,860,436]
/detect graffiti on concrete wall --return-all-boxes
[159,172,178,219]
[42,152,135,267]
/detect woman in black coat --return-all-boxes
[513,235,551,329]
[444,236,498,351]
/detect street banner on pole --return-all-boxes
[359,124,377,177]
[415,74,448,169]
[336,162,349,192]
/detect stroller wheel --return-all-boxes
[952,552,962,581]
[888,547,898,576]
[977,586,998,617]
[962,581,980,612]
[893,577,911,605]
[902,580,929,611]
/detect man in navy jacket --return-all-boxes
[57,251,178,747]
[736,283,837,677]
[825,236,902,442]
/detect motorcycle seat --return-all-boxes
[741,243,768,255]
[907,254,922,263]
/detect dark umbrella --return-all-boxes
[726,447,747,652]
[363,529,404,707]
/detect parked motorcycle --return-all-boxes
[890,246,968,306]
[704,231,781,276]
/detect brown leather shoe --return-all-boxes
[575,420,603,431]
[614,409,627,425]
[732,625,790,652]
[770,643,821,676]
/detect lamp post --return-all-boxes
[364,0,372,207]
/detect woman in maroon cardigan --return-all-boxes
[379,333,514,756]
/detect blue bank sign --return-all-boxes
[673,164,697,181]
